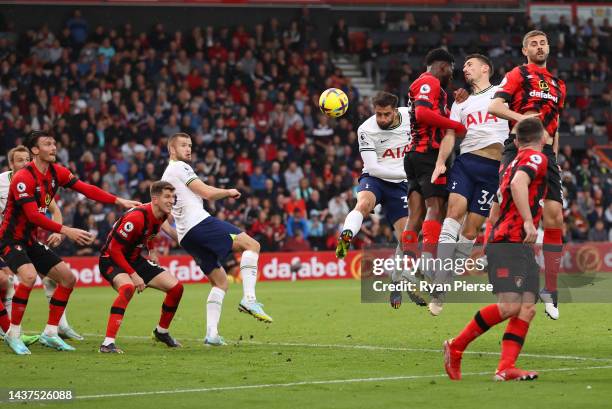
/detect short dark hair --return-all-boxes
[150,180,176,197]
[425,48,454,66]
[26,130,52,151]
[464,53,494,77]
[372,91,398,109]
[516,117,545,145]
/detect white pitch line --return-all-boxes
[81,333,612,363]
[75,365,612,400]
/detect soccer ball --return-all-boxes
[318,88,349,118]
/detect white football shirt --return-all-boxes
[161,160,210,242]
[357,107,411,183]
[0,170,13,215]
[450,85,509,155]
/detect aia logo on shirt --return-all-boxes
[382,145,410,159]
[466,110,499,127]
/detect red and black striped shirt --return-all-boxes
[494,63,566,137]
[0,162,77,245]
[408,72,449,153]
[491,148,548,243]
[101,203,165,275]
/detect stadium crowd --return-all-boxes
[0,8,610,259]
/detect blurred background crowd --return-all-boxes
[0,7,610,258]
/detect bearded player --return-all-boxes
[444,118,547,382]
[98,181,183,353]
[162,133,272,347]
[0,145,83,341]
[428,54,509,315]
[488,30,566,320]
[334,92,425,307]
[0,131,139,354]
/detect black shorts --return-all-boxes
[404,150,450,199]
[486,243,540,295]
[499,135,562,203]
[99,256,165,285]
[0,241,63,276]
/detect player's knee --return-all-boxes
[19,271,37,287]
[355,200,374,215]
[498,302,521,318]
[518,304,536,322]
[120,283,135,300]
[248,239,261,254]
[461,228,478,241]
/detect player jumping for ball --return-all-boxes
[335,92,425,307]
[444,117,548,382]
[428,54,509,315]
[488,30,566,320]
[162,133,272,347]
[98,181,183,353]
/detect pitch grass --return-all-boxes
[2,280,612,409]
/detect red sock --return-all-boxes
[10,283,33,326]
[422,220,442,257]
[105,284,135,339]
[543,228,563,292]
[159,283,184,330]
[401,229,419,254]
[48,285,73,326]
[0,300,9,332]
[452,304,504,352]
[498,317,530,371]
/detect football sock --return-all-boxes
[10,283,33,330]
[439,217,461,244]
[452,304,504,352]
[456,234,476,260]
[543,228,563,292]
[498,317,530,371]
[240,250,259,302]
[342,210,363,238]
[4,274,15,315]
[159,283,183,330]
[43,277,71,329]
[104,284,134,341]
[0,300,9,333]
[46,285,73,335]
[391,244,404,282]
[206,287,225,338]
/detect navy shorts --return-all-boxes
[448,153,500,217]
[358,174,408,227]
[180,217,242,275]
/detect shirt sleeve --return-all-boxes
[494,68,521,102]
[517,152,547,182]
[10,170,37,206]
[55,164,79,188]
[107,211,145,275]
[449,102,461,123]
[357,127,376,152]
[174,162,199,186]
[412,76,441,109]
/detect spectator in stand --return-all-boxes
[330,18,349,53]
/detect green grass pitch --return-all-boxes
[2,279,611,408]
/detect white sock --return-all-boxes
[438,218,461,244]
[206,287,225,338]
[240,250,258,302]
[44,324,58,336]
[5,274,15,315]
[155,325,168,334]
[391,244,404,282]
[342,210,363,237]
[103,337,115,346]
[8,324,21,338]
[456,234,476,259]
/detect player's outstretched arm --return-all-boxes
[188,178,241,201]
[161,219,178,242]
[360,151,406,180]
[510,170,537,243]
[70,179,141,208]
[21,201,93,245]
[415,106,466,135]
[47,199,65,248]
[431,129,455,183]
